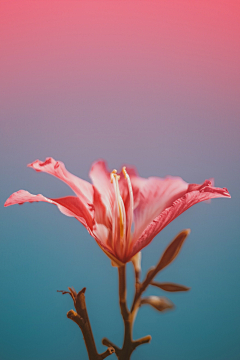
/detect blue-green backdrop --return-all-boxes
[0,1,239,359]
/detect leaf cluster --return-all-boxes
[134,229,191,313]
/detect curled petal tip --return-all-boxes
[223,188,231,197]
[4,197,9,207]
[27,159,38,167]
[27,159,41,171]
[4,191,21,207]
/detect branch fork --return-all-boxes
[58,287,114,360]
[59,229,191,360]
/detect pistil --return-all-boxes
[122,167,134,245]
[110,167,135,260]
[111,170,126,253]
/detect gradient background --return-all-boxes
[0,1,239,359]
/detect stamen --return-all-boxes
[122,166,127,179]
[122,166,134,243]
[118,195,126,239]
[110,169,117,183]
[110,169,126,251]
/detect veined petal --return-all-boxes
[4,190,94,230]
[51,196,94,229]
[119,165,139,207]
[129,181,230,260]
[28,158,93,204]
[91,223,124,266]
[131,176,189,242]
[89,160,114,219]
[93,223,110,247]
[92,186,110,227]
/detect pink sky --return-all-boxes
[0,0,239,176]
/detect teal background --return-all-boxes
[0,1,239,359]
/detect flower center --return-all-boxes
[110,167,134,254]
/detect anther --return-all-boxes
[122,166,127,179]
[110,169,118,183]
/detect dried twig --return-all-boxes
[58,288,114,360]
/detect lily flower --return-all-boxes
[4,158,230,265]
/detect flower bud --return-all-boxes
[141,296,174,312]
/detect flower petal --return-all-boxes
[129,181,230,259]
[91,223,124,266]
[51,196,94,230]
[119,165,139,205]
[4,190,94,230]
[89,160,114,218]
[92,186,110,227]
[131,176,189,242]
[28,157,93,204]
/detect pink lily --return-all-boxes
[4,158,230,265]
